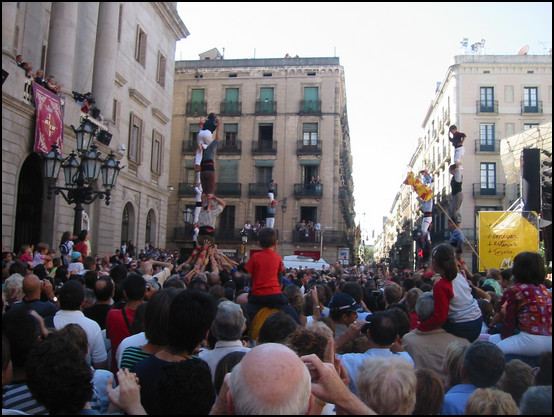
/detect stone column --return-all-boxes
[46,2,78,94]
[2,2,17,56]
[92,2,119,123]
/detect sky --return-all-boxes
[175,2,552,243]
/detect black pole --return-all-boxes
[74,202,83,236]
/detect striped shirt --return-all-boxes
[120,345,152,371]
[2,383,48,415]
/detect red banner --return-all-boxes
[32,82,64,154]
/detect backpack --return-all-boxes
[60,243,70,265]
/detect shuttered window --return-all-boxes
[135,26,147,67]
[218,160,238,182]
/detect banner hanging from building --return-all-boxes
[32,82,64,154]
[478,211,539,270]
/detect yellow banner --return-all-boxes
[478,211,539,270]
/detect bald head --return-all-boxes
[22,274,41,298]
[228,343,312,414]
[139,261,153,276]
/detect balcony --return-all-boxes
[472,183,506,198]
[296,140,322,156]
[186,101,207,116]
[182,139,197,154]
[218,140,242,155]
[255,100,276,115]
[521,101,543,115]
[292,229,347,245]
[251,140,277,155]
[220,101,242,116]
[294,183,323,198]
[299,100,321,115]
[248,183,277,198]
[476,100,498,114]
[173,227,279,244]
[474,139,500,154]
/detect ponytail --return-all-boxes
[432,244,458,281]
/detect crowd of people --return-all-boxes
[17,54,63,96]
[17,53,103,121]
[2,226,552,414]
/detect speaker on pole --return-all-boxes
[521,148,541,213]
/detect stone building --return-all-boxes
[2,2,188,255]
[167,52,356,262]
[388,54,552,271]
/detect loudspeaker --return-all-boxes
[521,148,541,212]
[96,130,113,146]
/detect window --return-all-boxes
[303,87,319,113]
[303,123,318,146]
[224,123,238,146]
[479,124,495,151]
[135,26,147,67]
[156,52,166,87]
[223,88,239,114]
[504,85,514,103]
[219,160,238,183]
[523,87,538,112]
[151,130,163,174]
[480,163,496,194]
[257,167,273,185]
[303,166,319,183]
[479,87,495,112]
[258,123,274,151]
[189,124,200,144]
[188,89,205,115]
[117,4,123,43]
[218,205,235,234]
[128,113,143,164]
[258,87,274,113]
[112,99,120,128]
[524,123,539,131]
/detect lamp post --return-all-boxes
[42,116,122,235]
[240,228,248,262]
[182,207,194,225]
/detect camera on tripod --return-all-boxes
[72,91,95,105]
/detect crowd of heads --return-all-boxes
[2,229,552,415]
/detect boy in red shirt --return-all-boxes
[244,227,300,325]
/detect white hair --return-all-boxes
[229,344,312,415]
[356,356,417,415]
[212,300,246,341]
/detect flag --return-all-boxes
[32,82,64,154]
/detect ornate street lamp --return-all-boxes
[43,117,122,235]
[183,208,194,225]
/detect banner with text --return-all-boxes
[32,82,64,154]
[478,211,539,270]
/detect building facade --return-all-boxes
[385,54,552,271]
[2,2,188,255]
[167,53,356,262]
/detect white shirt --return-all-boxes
[199,340,251,380]
[53,309,107,365]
